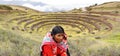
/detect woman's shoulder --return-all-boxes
[43,43,56,47]
[42,44,51,48]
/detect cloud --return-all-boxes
[4,0,28,1]
[26,0,120,12]
[2,0,120,12]
[22,3,60,12]
[4,0,13,1]
[1,0,47,7]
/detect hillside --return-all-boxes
[92,1,120,8]
[88,1,120,12]
[70,1,120,12]
[0,1,120,56]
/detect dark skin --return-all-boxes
[52,33,65,43]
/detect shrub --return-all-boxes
[0,5,13,10]
[85,7,92,11]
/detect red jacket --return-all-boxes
[42,45,67,56]
[41,32,68,56]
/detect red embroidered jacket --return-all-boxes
[42,45,67,56]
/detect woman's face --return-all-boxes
[53,33,64,43]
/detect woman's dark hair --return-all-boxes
[51,26,65,35]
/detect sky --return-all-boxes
[1,0,120,12]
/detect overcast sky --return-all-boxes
[1,0,120,12]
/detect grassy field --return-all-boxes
[0,1,120,56]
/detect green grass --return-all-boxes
[68,34,120,56]
[0,28,41,56]
[102,32,120,43]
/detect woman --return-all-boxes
[40,26,70,56]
